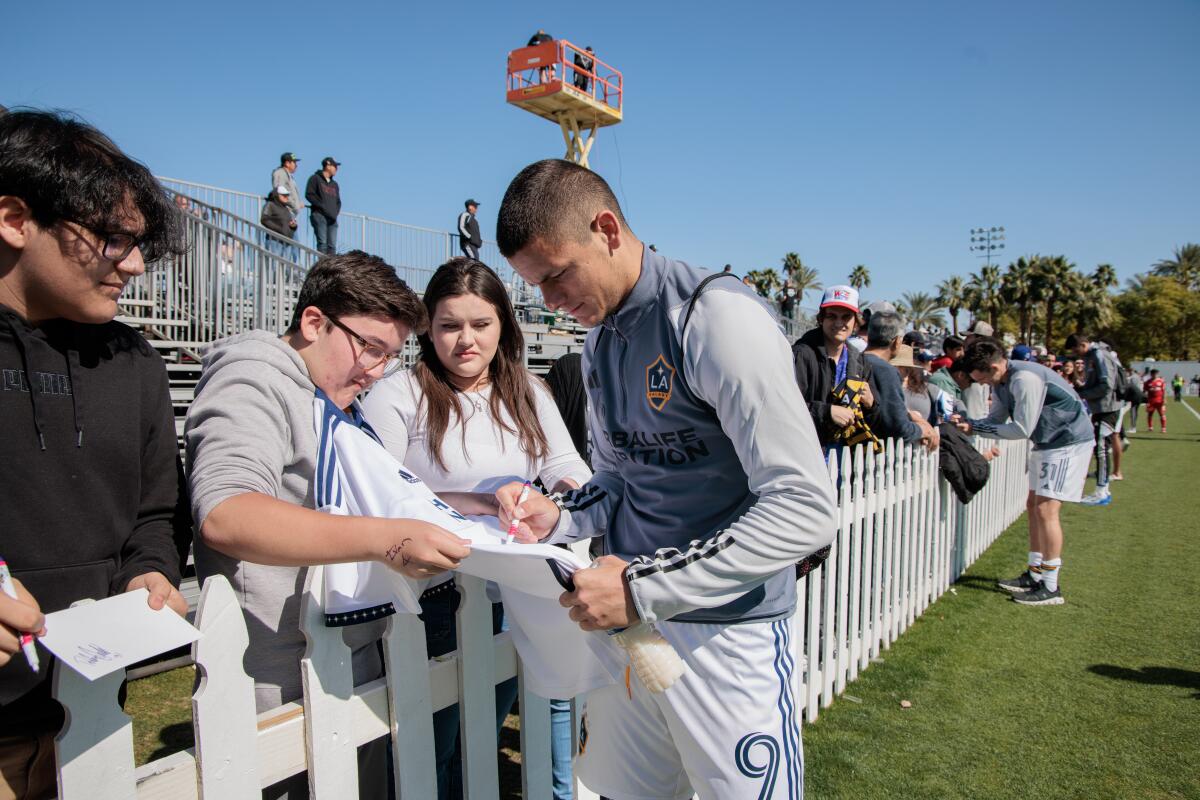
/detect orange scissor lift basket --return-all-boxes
[506,39,623,168]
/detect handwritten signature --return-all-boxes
[74,643,121,666]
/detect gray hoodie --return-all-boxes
[185,331,384,712]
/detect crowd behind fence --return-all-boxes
[51,436,1028,799]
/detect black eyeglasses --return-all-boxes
[64,220,143,262]
[326,314,405,377]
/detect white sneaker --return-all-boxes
[1081,489,1112,507]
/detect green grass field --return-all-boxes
[802,398,1200,800]
[127,400,1200,799]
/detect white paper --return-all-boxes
[39,589,201,681]
[458,515,588,599]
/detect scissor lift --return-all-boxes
[506,39,623,169]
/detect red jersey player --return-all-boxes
[1143,368,1167,433]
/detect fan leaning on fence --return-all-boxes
[184,252,470,798]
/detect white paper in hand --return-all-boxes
[38,589,200,681]
[456,515,588,598]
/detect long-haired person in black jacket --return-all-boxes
[0,110,192,798]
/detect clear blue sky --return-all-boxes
[5,0,1197,310]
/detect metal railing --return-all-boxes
[131,211,310,347]
[158,177,510,289]
[156,178,815,351]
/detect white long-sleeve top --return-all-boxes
[360,368,590,496]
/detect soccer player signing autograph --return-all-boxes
[494,160,836,799]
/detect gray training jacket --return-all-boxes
[547,249,837,625]
[968,360,1094,451]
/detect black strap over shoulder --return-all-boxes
[682,272,743,337]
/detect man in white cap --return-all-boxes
[259,185,298,256]
[792,285,877,449]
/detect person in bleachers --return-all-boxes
[457,198,482,260]
[260,186,298,255]
[270,152,304,218]
[305,156,341,255]
[0,110,192,799]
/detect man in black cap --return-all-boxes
[457,199,482,260]
[573,45,595,92]
[305,156,342,255]
[270,152,303,217]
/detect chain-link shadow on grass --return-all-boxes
[1088,665,1200,699]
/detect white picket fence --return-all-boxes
[49,437,1028,799]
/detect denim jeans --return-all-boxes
[310,212,337,255]
[421,586,518,800]
[549,698,575,799]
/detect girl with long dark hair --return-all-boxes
[361,257,588,800]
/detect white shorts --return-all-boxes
[1028,441,1092,502]
[575,616,803,800]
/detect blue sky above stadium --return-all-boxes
[4,0,1198,309]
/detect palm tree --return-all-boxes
[936,276,967,335]
[896,291,946,330]
[1034,255,1075,346]
[1152,243,1200,291]
[781,253,822,303]
[966,265,1003,331]
[1068,275,1116,332]
[848,264,871,291]
[1001,257,1037,343]
[1091,263,1118,291]
[745,269,781,299]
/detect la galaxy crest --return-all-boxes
[646,354,675,412]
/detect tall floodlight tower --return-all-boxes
[506,39,623,169]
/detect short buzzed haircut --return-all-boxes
[1064,332,1089,350]
[962,339,1007,372]
[867,310,905,348]
[942,335,964,352]
[287,250,429,335]
[496,159,630,257]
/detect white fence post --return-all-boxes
[455,574,501,799]
[54,600,137,800]
[300,566,359,797]
[192,576,260,799]
[382,612,438,799]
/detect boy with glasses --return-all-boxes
[186,250,470,798]
[0,110,192,800]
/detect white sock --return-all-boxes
[1028,552,1043,581]
[1041,558,1061,592]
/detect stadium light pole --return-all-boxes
[969,226,1006,267]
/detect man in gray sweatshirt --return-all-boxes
[493,159,836,800]
[186,251,470,798]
